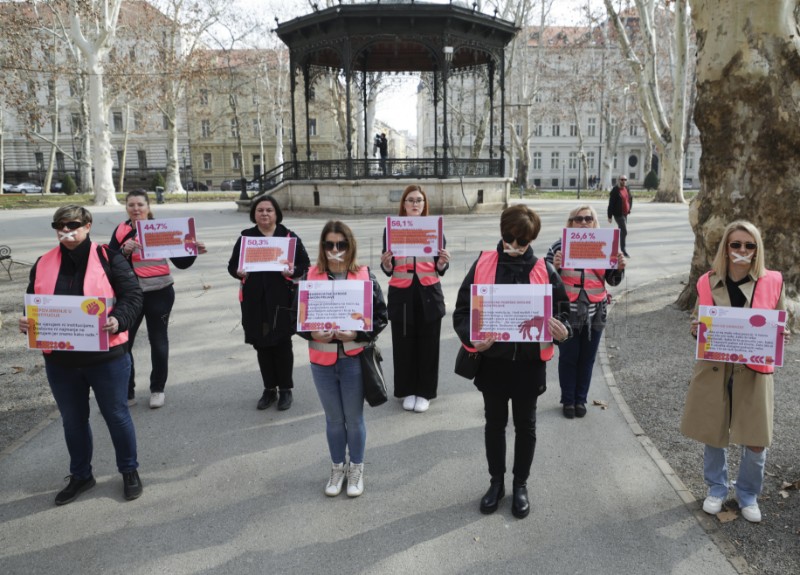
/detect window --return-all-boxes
[232,152,242,169]
[34,152,44,169]
[685,152,695,171]
[57,117,62,133]
[252,89,258,105]
[569,123,578,137]
[534,124,543,137]
[532,152,542,170]
[587,151,595,169]
[201,120,211,138]
[569,152,578,170]
[69,80,78,97]
[253,118,261,137]
[203,153,212,170]
[162,115,170,130]
[587,117,596,137]
[113,112,123,132]
[71,113,81,133]
[309,118,317,136]
[613,156,618,170]
[551,119,560,137]
[230,118,239,138]
[116,150,124,167]
[199,89,208,105]
[629,124,638,136]
[515,123,522,137]
[609,119,617,139]
[129,47,136,60]
[56,152,65,171]
[533,92,542,103]
[550,152,560,170]
[308,86,316,101]
[137,150,147,169]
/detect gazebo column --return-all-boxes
[442,45,453,179]
[499,54,506,176]
[488,59,495,160]
[344,43,353,179]
[362,60,369,176]
[290,57,299,172]
[433,71,439,176]
[303,64,312,164]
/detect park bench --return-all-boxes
[1,245,16,280]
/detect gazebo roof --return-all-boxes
[275,2,519,72]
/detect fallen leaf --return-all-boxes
[11,366,25,373]
[717,510,738,523]
[779,490,790,499]
[473,536,480,542]
[765,471,777,477]
[781,479,800,490]
[592,399,609,410]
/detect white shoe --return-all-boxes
[325,462,346,497]
[735,495,762,523]
[347,463,364,497]
[413,397,430,413]
[149,392,165,409]
[402,396,416,411]
[702,495,724,515]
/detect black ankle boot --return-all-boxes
[512,482,530,519]
[479,479,505,514]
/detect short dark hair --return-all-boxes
[500,204,541,244]
[249,195,283,224]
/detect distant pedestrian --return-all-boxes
[607,175,632,257]
[378,133,388,175]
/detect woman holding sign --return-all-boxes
[545,205,625,419]
[453,205,571,519]
[681,221,790,523]
[19,205,144,505]
[227,195,310,412]
[380,184,450,413]
[110,190,207,409]
[300,221,387,497]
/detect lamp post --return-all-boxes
[577,155,581,199]
[181,147,188,204]
[442,45,453,178]
[561,159,565,193]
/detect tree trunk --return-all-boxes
[653,139,685,202]
[87,53,117,206]
[677,0,800,320]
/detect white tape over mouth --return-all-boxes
[326,251,345,262]
[731,252,752,264]
[502,242,526,256]
[58,231,78,242]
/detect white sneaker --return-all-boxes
[735,495,762,523]
[325,462,346,497]
[149,392,165,409]
[413,397,430,413]
[402,396,416,411]
[702,495,724,515]
[347,463,364,497]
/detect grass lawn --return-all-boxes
[0,191,241,210]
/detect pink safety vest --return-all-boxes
[560,268,607,303]
[388,257,440,288]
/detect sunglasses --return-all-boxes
[729,241,757,251]
[571,215,594,224]
[324,241,349,251]
[51,221,84,230]
[502,234,530,247]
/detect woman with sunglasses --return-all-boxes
[19,206,144,505]
[109,190,207,409]
[380,184,450,413]
[301,221,387,497]
[453,205,571,519]
[681,221,790,524]
[545,205,626,419]
[228,195,310,412]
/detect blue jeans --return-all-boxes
[311,356,366,464]
[129,285,175,394]
[558,326,603,405]
[704,444,766,507]
[46,353,139,478]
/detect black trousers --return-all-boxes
[128,285,175,395]
[613,214,628,253]
[255,339,294,390]
[391,315,441,399]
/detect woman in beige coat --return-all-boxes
[681,220,790,523]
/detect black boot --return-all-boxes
[479,479,505,514]
[277,389,293,411]
[512,482,530,519]
[257,388,278,410]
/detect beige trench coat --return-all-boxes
[679,271,784,449]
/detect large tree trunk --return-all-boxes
[677,0,800,321]
[86,52,117,206]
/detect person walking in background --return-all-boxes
[453,205,571,519]
[546,205,626,419]
[378,133,388,175]
[681,220,790,524]
[110,190,207,409]
[19,206,144,505]
[380,184,450,413]
[300,221,387,497]
[228,195,310,412]
[607,175,632,257]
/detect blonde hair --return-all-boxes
[314,220,360,274]
[565,205,599,228]
[711,220,766,279]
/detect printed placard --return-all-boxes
[562,227,620,269]
[238,236,297,272]
[24,294,110,352]
[696,305,786,367]
[297,280,373,332]
[386,216,443,257]
[470,284,552,343]
[136,217,198,259]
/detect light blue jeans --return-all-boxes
[311,356,366,464]
[704,444,766,507]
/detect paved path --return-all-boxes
[0,199,739,575]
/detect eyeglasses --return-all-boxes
[502,233,530,247]
[324,241,349,251]
[571,215,594,224]
[404,198,425,205]
[729,241,757,251]
[51,221,84,230]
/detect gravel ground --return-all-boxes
[606,273,800,575]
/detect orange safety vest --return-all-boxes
[388,256,440,288]
[464,251,554,361]
[305,265,369,366]
[33,243,128,348]
[560,268,607,303]
[115,223,170,278]
[696,270,783,374]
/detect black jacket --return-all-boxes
[227,224,311,347]
[607,185,633,218]
[453,241,572,363]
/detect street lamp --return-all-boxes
[561,159,565,193]
[181,148,189,204]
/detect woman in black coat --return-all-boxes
[227,195,310,411]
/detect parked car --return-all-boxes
[50,181,63,193]
[2,182,13,193]
[10,182,43,194]
[185,181,209,191]
[220,179,248,191]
